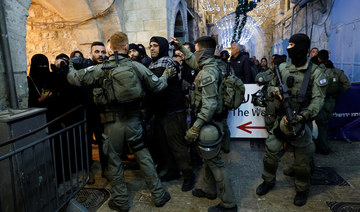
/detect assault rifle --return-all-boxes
[274,65,297,136]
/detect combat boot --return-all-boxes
[256,181,274,195]
[208,204,237,212]
[155,191,171,207]
[294,190,309,206]
[192,189,217,200]
[182,174,196,192]
[108,199,129,212]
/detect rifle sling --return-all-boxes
[297,62,312,104]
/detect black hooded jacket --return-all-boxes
[146,36,185,117]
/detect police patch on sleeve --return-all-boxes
[319,78,327,85]
[151,74,159,82]
[84,66,95,73]
[202,76,212,84]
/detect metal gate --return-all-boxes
[0,105,89,212]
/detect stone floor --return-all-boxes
[83,139,360,212]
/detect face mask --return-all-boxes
[287,33,310,67]
[194,49,205,64]
[194,48,215,64]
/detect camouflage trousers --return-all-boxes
[196,120,236,208]
[262,127,315,192]
[102,110,166,210]
[315,98,336,152]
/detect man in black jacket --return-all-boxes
[146,36,196,192]
[230,43,253,83]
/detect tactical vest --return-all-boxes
[279,63,314,112]
[93,57,144,105]
[192,67,223,115]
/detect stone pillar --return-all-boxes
[0,0,32,109]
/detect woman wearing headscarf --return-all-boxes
[27,54,53,108]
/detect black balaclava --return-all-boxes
[149,36,169,61]
[287,33,310,67]
[29,54,50,86]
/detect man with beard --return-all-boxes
[67,32,175,211]
[255,33,327,206]
[146,36,196,192]
[128,43,142,62]
[171,36,237,212]
[70,41,109,184]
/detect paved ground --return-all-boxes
[84,139,360,212]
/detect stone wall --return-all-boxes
[0,0,201,110]
[273,0,331,51]
[123,0,168,46]
[26,3,79,72]
[0,0,32,109]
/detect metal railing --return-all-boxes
[0,105,89,212]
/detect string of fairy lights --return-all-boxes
[201,0,281,46]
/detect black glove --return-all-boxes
[70,57,93,70]
[51,61,69,76]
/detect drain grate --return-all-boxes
[327,202,360,212]
[311,167,349,186]
[74,188,110,211]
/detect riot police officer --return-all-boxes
[256,33,327,206]
[67,32,176,211]
[315,49,351,154]
[170,36,237,212]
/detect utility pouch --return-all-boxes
[93,87,109,106]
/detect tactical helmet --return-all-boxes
[251,90,266,107]
[279,117,305,139]
[255,71,274,86]
[197,124,223,159]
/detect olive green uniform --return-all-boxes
[255,70,281,132]
[315,64,351,152]
[215,58,235,152]
[67,55,169,210]
[182,47,236,208]
[262,60,326,192]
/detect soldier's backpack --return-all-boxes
[222,62,245,110]
[93,53,144,105]
[324,67,341,96]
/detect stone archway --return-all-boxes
[26,0,123,69]
[168,0,188,42]
[0,0,124,109]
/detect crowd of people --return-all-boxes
[27,31,350,211]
